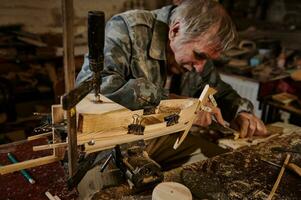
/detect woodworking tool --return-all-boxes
[62,11,105,110]
[7,153,36,184]
[88,11,105,102]
[68,141,163,190]
[67,149,112,190]
[261,158,301,177]
[209,119,240,140]
[112,143,163,190]
[267,154,291,200]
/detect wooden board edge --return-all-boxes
[0,155,60,175]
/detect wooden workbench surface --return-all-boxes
[0,139,77,200]
[93,124,301,200]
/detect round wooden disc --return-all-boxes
[152,182,192,200]
[291,69,301,81]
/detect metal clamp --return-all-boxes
[128,114,145,135]
[164,114,180,126]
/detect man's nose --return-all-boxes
[193,60,207,73]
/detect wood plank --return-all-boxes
[218,133,279,150]
[74,97,199,153]
[84,121,191,154]
[27,132,52,141]
[0,155,60,175]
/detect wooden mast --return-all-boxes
[62,0,77,177]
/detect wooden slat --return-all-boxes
[27,132,52,141]
[84,121,191,154]
[173,85,217,149]
[0,155,60,175]
[33,143,68,151]
[62,0,77,177]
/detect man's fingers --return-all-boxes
[239,117,249,138]
[194,110,212,127]
[205,112,212,125]
[235,112,268,139]
[255,119,268,136]
[211,107,225,126]
[247,119,256,138]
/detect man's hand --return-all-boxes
[193,105,225,127]
[231,112,268,138]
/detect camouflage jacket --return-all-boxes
[76,6,253,121]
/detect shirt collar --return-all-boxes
[149,5,175,60]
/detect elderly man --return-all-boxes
[77,0,268,168]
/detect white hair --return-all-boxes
[170,0,237,51]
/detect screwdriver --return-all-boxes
[261,158,301,177]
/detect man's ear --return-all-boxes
[168,22,180,41]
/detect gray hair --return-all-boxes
[169,0,237,51]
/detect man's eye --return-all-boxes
[194,51,208,60]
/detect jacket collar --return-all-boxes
[149,5,175,60]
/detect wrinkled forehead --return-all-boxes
[185,34,222,58]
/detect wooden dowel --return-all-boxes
[45,191,56,200]
[62,0,77,177]
[54,195,62,200]
[267,154,291,200]
[27,132,52,141]
[287,163,301,177]
[33,143,68,151]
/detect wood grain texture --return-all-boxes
[152,182,192,200]
[0,155,60,175]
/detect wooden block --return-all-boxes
[51,104,65,157]
[291,69,301,81]
[272,92,297,105]
[78,109,143,134]
[52,104,64,124]
[152,182,192,200]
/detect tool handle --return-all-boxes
[7,153,35,184]
[88,11,105,71]
[62,79,93,110]
[287,163,301,177]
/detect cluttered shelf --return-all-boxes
[214,32,301,126]
[0,25,86,143]
[261,92,301,125]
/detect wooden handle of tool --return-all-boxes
[267,154,291,200]
[287,163,301,177]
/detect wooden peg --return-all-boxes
[267,154,291,200]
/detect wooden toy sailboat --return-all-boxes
[0,85,216,175]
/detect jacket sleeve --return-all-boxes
[199,61,254,122]
[76,15,168,110]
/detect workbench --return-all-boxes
[1,123,301,200]
[91,123,301,200]
[0,139,77,200]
